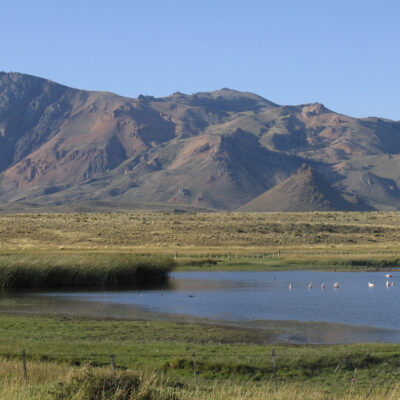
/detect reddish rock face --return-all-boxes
[0,72,400,210]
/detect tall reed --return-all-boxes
[0,254,175,288]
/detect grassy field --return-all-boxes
[1,211,400,398]
[2,359,400,399]
[0,211,400,253]
[0,313,399,399]
[1,211,400,272]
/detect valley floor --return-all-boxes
[1,211,400,398]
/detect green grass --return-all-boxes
[0,254,175,288]
[0,313,400,398]
[176,255,400,271]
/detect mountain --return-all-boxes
[239,164,363,212]
[0,72,400,211]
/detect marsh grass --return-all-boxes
[0,254,175,288]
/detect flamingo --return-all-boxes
[308,282,312,289]
[368,282,375,288]
[321,282,326,289]
[386,274,392,278]
[333,282,339,289]
[289,283,293,290]
[386,280,390,288]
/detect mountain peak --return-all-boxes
[239,164,358,212]
[301,102,330,115]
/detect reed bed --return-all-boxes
[0,254,175,288]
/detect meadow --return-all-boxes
[1,211,400,253]
[0,313,400,399]
[2,211,400,398]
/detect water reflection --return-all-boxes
[1,270,400,344]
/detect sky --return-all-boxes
[1,0,399,120]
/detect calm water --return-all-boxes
[2,270,400,344]
[40,270,400,330]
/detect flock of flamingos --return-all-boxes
[288,273,395,290]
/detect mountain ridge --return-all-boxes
[1,72,400,211]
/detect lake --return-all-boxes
[2,270,400,344]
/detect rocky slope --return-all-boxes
[239,164,366,212]
[1,72,400,211]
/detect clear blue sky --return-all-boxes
[1,0,399,120]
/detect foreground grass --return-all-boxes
[0,254,175,288]
[0,313,400,399]
[1,359,399,399]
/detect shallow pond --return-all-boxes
[2,270,400,344]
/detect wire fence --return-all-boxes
[4,347,400,396]
[132,249,400,260]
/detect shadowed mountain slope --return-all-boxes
[239,164,365,212]
[0,72,400,210]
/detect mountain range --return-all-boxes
[1,71,400,211]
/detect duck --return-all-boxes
[392,281,395,287]
[289,283,293,290]
[308,282,312,289]
[386,274,392,278]
[386,280,390,288]
[368,282,375,288]
[321,282,326,289]
[333,282,339,289]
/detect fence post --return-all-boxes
[334,352,350,374]
[350,368,357,394]
[192,351,198,390]
[365,383,375,398]
[22,349,27,381]
[111,354,116,376]
[272,349,277,391]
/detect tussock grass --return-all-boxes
[0,254,175,288]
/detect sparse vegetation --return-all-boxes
[1,211,400,251]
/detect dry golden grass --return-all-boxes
[0,212,400,253]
